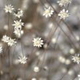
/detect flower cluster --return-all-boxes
[33,37,44,48]
[57,0,72,7]
[58,9,69,19]
[16,54,28,64]
[4,4,14,13]
[4,4,24,38]
[2,35,17,46]
[72,54,80,64]
[13,20,24,38]
[14,9,23,18]
[42,1,70,20]
[43,4,54,18]
[3,4,25,66]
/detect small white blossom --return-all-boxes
[43,5,54,18]
[57,0,72,7]
[7,38,17,46]
[2,35,16,46]
[72,54,80,64]
[2,35,9,43]
[16,54,28,64]
[58,9,69,19]
[14,9,23,18]
[33,37,43,48]
[4,4,14,13]
[12,20,24,29]
[14,29,24,38]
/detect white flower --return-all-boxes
[72,54,80,64]
[4,4,14,13]
[58,9,69,19]
[7,38,17,46]
[2,35,9,43]
[0,45,2,53]
[14,9,23,18]
[2,35,17,46]
[14,29,24,38]
[33,37,43,48]
[12,20,24,29]
[43,5,54,18]
[16,54,28,64]
[57,0,72,7]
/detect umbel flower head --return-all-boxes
[58,9,69,19]
[57,0,72,7]
[43,4,54,18]
[14,9,23,18]
[72,54,80,64]
[2,35,9,43]
[16,54,28,64]
[2,35,17,46]
[33,37,43,48]
[12,20,24,29]
[7,38,17,46]
[4,4,14,13]
[14,29,24,38]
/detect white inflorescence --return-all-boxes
[2,35,9,43]
[58,9,69,19]
[2,35,17,46]
[14,9,23,18]
[33,37,43,48]
[16,54,28,64]
[4,4,14,13]
[7,38,17,46]
[13,20,24,38]
[57,0,72,7]
[43,5,54,18]
[13,28,24,38]
[13,20,24,29]
[72,54,80,64]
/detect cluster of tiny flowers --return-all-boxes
[4,4,14,13]
[16,54,28,64]
[14,9,23,18]
[72,54,80,64]
[33,37,43,48]
[58,9,69,19]
[57,0,72,7]
[43,4,54,18]
[12,20,24,38]
[2,35,17,46]
[4,4,24,38]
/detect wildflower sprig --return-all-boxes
[2,35,17,46]
[43,4,54,18]
[72,54,80,64]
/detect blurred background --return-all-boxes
[0,0,80,80]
